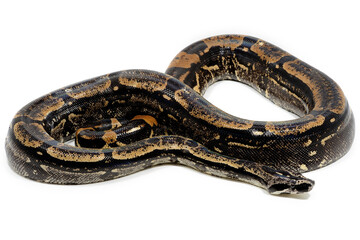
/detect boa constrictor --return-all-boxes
[5,35,355,194]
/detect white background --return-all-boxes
[1,0,359,239]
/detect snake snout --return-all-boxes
[262,166,315,194]
[268,180,314,195]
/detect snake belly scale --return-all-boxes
[5,35,355,194]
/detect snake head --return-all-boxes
[261,166,315,194]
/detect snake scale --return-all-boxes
[5,35,355,194]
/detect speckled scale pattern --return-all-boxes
[5,35,355,194]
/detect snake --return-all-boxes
[5,35,355,194]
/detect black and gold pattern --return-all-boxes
[5,35,355,194]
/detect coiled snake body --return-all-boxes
[5,35,355,194]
